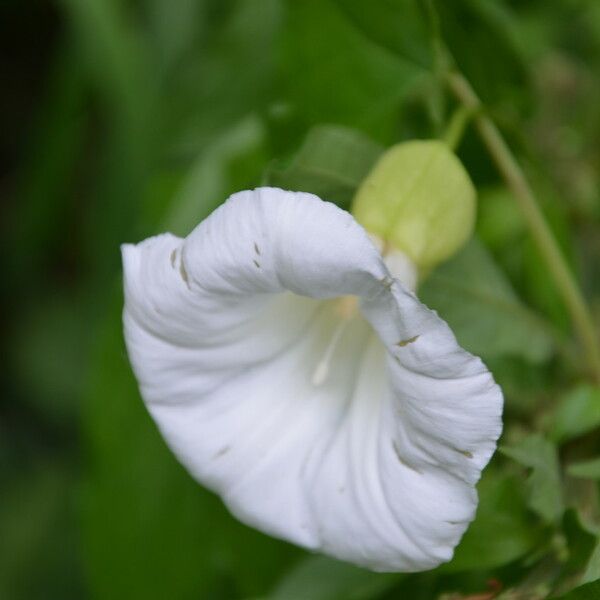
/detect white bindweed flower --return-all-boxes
[122,187,503,572]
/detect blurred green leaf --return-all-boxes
[501,434,564,523]
[442,468,543,571]
[282,0,427,142]
[60,0,155,134]
[563,509,599,581]
[268,556,400,600]
[582,541,600,584]
[165,116,267,236]
[434,0,529,107]
[171,0,281,156]
[546,385,600,444]
[0,465,82,599]
[59,0,159,285]
[146,0,205,72]
[12,294,88,422]
[555,578,600,600]
[9,45,86,282]
[568,459,600,480]
[332,0,432,68]
[482,356,549,418]
[266,125,383,207]
[420,238,555,363]
[476,186,526,250]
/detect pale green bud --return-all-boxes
[352,140,476,273]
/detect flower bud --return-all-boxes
[352,140,476,274]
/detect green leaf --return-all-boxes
[476,186,526,250]
[442,468,543,571]
[0,465,81,598]
[501,434,564,523]
[547,385,600,444]
[60,0,154,133]
[59,0,161,286]
[562,509,599,581]
[419,238,555,363]
[434,0,529,107]
[171,0,281,155]
[265,125,383,207]
[145,0,205,72]
[165,116,266,236]
[582,540,600,585]
[268,556,401,600]
[10,45,86,282]
[282,0,427,143]
[554,578,600,600]
[13,294,87,422]
[332,0,433,68]
[568,458,600,480]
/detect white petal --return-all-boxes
[122,187,503,572]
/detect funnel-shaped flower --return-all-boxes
[122,187,502,572]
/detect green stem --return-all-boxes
[443,105,473,151]
[446,70,600,384]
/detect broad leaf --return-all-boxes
[547,385,600,444]
[282,0,426,143]
[555,579,600,600]
[477,186,526,250]
[434,0,529,107]
[562,509,599,583]
[165,116,266,236]
[501,434,564,523]
[0,465,81,599]
[419,238,555,363]
[266,125,383,207]
[332,0,432,69]
[582,541,600,585]
[269,556,400,600]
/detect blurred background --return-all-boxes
[2,0,600,598]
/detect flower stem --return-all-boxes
[446,70,600,383]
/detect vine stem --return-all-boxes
[443,105,474,151]
[446,70,600,384]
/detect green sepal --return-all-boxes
[352,140,476,271]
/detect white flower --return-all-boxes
[122,187,503,572]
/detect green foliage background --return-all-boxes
[2,0,600,598]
